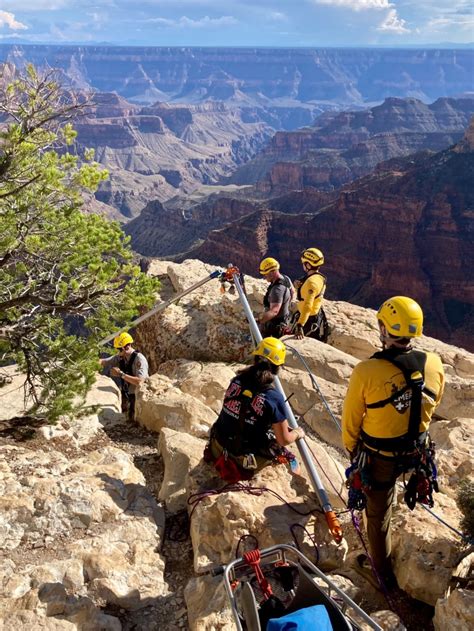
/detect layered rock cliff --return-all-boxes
[2,45,473,106]
[74,94,274,220]
[186,121,474,350]
[230,97,474,192]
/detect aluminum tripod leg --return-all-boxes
[99,270,222,346]
[231,272,342,542]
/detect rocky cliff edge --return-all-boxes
[0,259,472,630]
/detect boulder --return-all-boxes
[77,521,167,611]
[283,338,358,385]
[158,428,207,512]
[429,418,472,496]
[188,444,347,574]
[392,491,463,605]
[434,588,474,630]
[437,374,474,420]
[280,367,345,449]
[136,373,216,438]
[184,574,235,631]
[157,359,237,414]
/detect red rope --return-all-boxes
[243,549,273,600]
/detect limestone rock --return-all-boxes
[157,359,237,414]
[189,450,346,574]
[184,574,235,631]
[434,588,474,630]
[280,367,345,449]
[392,492,463,605]
[284,338,358,385]
[0,610,78,630]
[158,428,207,512]
[436,373,474,420]
[136,373,216,437]
[429,418,473,496]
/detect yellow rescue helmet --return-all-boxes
[113,332,134,349]
[259,257,280,275]
[301,248,324,267]
[252,337,286,366]
[377,296,423,338]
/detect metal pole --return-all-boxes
[231,270,343,543]
[99,270,222,346]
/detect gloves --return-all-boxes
[294,324,305,339]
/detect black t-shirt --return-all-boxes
[213,377,287,455]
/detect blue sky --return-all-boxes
[0,0,472,47]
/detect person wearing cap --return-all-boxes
[206,337,305,481]
[100,332,149,421]
[342,296,445,589]
[294,248,329,342]
[257,257,295,339]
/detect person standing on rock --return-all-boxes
[100,332,149,422]
[293,248,330,342]
[257,257,295,339]
[341,296,445,590]
[205,337,305,482]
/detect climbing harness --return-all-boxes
[221,543,383,631]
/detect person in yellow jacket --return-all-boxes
[342,296,445,589]
[293,247,329,342]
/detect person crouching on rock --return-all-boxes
[204,337,305,483]
[100,332,149,422]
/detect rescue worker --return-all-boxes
[342,296,445,589]
[205,337,305,482]
[257,257,295,338]
[100,332,149,422]
[293,248,329,342]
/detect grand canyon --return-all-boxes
[2,44,471,348]
[1,36,474,631]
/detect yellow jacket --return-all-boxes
[342,351,445,454]
[297,273,326,325]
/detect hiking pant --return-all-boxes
[260,318,288,339]
[365,454,398,578]
[121,392,136,422]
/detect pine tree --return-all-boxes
[0,64,159,420]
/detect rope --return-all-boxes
[187,481,323,521]
[290,523,320,566]
[283,339,341,431]
[243,549,273,600]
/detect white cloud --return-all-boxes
[312,0,393,10]
[148,15,238,28]
[377,8,410,33]
[0,11,28,31]
[425,14,474,32]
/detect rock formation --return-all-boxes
[74,95,274,221]
[2,45,473,106]
[173,122,474,351]
[1,259,472,630]
[233,97,474,193]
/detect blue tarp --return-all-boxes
[267,604,333,630]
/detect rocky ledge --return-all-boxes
[0,259,472,630]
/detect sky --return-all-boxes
[0,0,472,47]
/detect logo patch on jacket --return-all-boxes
[391,387,411,413]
